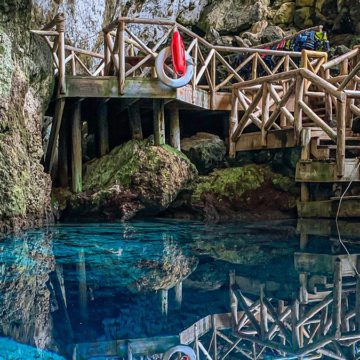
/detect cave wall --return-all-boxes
[0,0,359,233]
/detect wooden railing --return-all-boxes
[229,60,360,177]
[32,15,325,103]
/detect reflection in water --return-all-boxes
[0,219,359,359]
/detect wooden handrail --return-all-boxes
[322,48,359,71]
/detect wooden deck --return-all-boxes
[33,14,360,219]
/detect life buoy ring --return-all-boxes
[171,31,187,76]
[155,47,194,88]
[162,345,196,360]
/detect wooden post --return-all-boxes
[58,109,68,187]
[97,100,109,156]
[332,258,342,337]
[77,248,88,322]
[324,69,333,122]
[211,52,216,110]
[128,103,143,141]
[356,256,360,331]
[160,289,168,317]
[229,92,238,158]
[292,300,300,350]
[169,107,180,150]
[174,281,182,310]
[45,98,65,173]
[261,85,270,147]
[229,270,238,328]
[212,316,217,360]
[118,21,125,95]
[281,55,290,127]
[294,74,305,144]
[260,283,268,339]
[56,14,66,94]
[300,128,311,203]
[194,324,200,360]
[153,100,165,145]
[104,31,111,75]
[336,100,346,178]
[71,100,82,193]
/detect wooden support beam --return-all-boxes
[77,248,88,322]
[292,300,300,349]
[160,289,168,317]
[260,284,268,339]
[153,100,165,145]
[169,107,180,151]
[336,100,346,178]
[71,100,82,193]
[230,271,238,328]
[236,289,261,335]
[128,103,143,141]
[356,256,360,331]
[97,100,109,156]
[58,109,68,187]
[174,281,182,310]
[263,298,292,344]
[45,98,65,173]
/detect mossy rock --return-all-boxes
[178,164,299,222]
[68,139,198,219]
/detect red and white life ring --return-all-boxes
[155,31,194,89]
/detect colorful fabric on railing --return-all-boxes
[234,31,330,80]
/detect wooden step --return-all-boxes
[296,158,360,182]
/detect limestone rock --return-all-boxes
[260,25,285,43]
[55,139,197,220]
[294,6,314,27]
[0,19,53,233]
[198,0,270,34]
[180,132,226,174]
[296,0,315,6]
[166,165,298,222]
[251,20,269,34]
[273,2,296,25]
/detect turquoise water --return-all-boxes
[1,219,360,359]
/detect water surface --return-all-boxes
[1,219,360,359]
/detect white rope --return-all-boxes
[335,157,360,278]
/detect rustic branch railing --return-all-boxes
[228,63,360,178]
[32,15,329,102]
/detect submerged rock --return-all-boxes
[54,139,197,220]
[164,164,298,222]
[180,132,226,174]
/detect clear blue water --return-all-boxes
[1,219,360,359]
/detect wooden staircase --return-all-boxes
[229,48,360,218]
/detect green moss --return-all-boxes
[272,173,296,193]
[193,165,266,201]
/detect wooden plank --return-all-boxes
[45,98,65,173]
[235,129,297,152]
[298,199,360,218]
[74,335,179,359]
[180,316,212,345]
[66,77,178,99]
[294,253,360,276]
[296,159,360,182]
